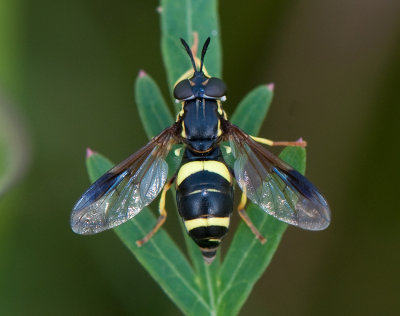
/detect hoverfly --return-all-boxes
[71,37,331,263]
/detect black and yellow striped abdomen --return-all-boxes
[176,149,233,263]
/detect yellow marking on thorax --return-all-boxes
[176,104,185,122]
[184,217,230,232]
[181,122,187,138]
[177,160,231,186]
[217,119,222,137]
[223,145,231,154]
[217,100,223,115]
[174,147,183,157]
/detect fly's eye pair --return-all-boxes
[173,77,227,101]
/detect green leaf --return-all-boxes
[85,149,113,182]
[133,53,217,312]
[230,84,274,135]
[181,223,220,313]
[85,152,212,316]
[223,84,274,167]
[135,71,174,139]
[81,2,310,315]
[160,0,221,109]
[134,71,183,178]
[280,145,307,175]
[159,0,223,310]
[217,147,306,316]
[216,84,305,315]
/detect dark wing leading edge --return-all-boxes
[225,124,331,231]
[71,126,177,235]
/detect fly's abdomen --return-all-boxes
[176,159,233,263]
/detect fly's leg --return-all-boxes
[237,187,267,244]
[136,175,176,247]
[251,135,307,147]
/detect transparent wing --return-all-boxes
[226,124,331,230]
[71,127,177,234]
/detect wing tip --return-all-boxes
[296,202,331,231]
[70,217,103,235]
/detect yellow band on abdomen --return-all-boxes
[177,160,231,186]
[184,217,230,232]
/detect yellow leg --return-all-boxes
[136,176,176,247]
[251,135,307,147]
[237,189,266,244]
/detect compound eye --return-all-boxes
[174,79,194,100]
[204,77,227,98]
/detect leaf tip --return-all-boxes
[86,147,96,158]
[267,82,275,92]
[297,137,307,147]
[138,70,147,78]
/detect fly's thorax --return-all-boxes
[178,98,224,153]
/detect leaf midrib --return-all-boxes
[205,265,217,316]
[216,212,269,307]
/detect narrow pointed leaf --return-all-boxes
[223,84,274,166]
[85,152,212,316]
[217,147,306,316]
[182,228,220,311]
[132,55,205,313]
[85,150,113,183]
[135,71,174,139]
[135,72,182,178]
[160,0,221,106]
[171,183,220,311]
[217,84,305,315]
[230,84,274,135]
[159,0,222,304]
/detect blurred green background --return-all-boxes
[1,0,399,315]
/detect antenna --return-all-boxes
[199,37,211,73]
[180,38,197,72]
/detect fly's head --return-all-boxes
[173,37,227,102]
